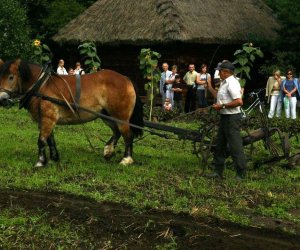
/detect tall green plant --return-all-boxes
[31,39,52,65]
[78,41,101,73]
[139,48,161,121]
[233,43,263,87]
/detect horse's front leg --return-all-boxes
[47,132,60,162]
[35,114,57,168]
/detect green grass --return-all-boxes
[0,207,96,249]
[0,107,300,232]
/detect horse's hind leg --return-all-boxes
[118,124,134,165]
[47,132,60,162]
[36,138,48,167]
[103,120,121,160]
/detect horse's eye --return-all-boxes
[8,74,14,83]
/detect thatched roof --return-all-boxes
[53,0,280,45]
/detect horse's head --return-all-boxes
[0,59,32,107]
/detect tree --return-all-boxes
[42,0,86,37]
[23,0,97,39]
[0,0,32,59]
[261,0,300,74]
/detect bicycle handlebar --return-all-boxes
[248,88,265,98]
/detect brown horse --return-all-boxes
[0,59,143,167]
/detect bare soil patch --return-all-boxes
[0,189,299,249]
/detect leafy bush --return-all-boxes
[0,0,32,59]
[78,41,101,73]
[233,43,264,87]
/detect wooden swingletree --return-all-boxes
[139,48,161,120]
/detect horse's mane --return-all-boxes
[0,60,33,82]
[0,60,15,76]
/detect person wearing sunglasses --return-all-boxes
[266,70,284,118]
[281,69,300,119]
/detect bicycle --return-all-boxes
[241,88,266,119]
[240,89,291,171]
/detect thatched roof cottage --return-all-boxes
[53,0,280,92]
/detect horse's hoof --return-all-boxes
[120,156,134,166]
[104,153,115,161]
[50,154,60,162]
[104,145,115,160]
[34,161,46,168]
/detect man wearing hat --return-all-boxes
[206,61,247,180]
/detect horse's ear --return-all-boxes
[0,59,4,68]
[10,58,22,72]
[15,59,22,67]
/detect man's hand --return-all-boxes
[212,103,222,111]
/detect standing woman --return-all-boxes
[165,65,178,106]
[196,64,211,108]
[56,59,68,75]
[281,69,299,119]
[265,70,283,118]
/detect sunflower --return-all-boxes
[33,39,41,47]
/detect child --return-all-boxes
[164,98,172,111]
[172,75,183,113]
[68,68,75,75]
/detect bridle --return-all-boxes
[0,69,28,100]
[0,62,51,108]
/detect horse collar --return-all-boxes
[75,74,81,106]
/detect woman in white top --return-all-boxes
[196,64,211,108]
[56,59,68,75]
[74,62,85,75]
[165,65,178,106]
[265,70,283,118]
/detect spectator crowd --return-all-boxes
[159,62,300,119]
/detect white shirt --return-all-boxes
[197,73,211,90]
[57,66,68,75]
[74,68,85,75]
[160,70,172,93]
[214,69,220,79]
[217,75,242,115]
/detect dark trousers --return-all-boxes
[184,85,196,113]
[214,114,247,176]
[174,99,183,113]
[196,89,208,108]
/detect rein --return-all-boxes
[33,92,179,140]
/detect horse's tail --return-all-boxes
[130,83,144,138]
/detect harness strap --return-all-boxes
[75,74,81,106]
[19,73,50,109]
[19,62,52,110]
[32,92,197,141]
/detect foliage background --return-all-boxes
[261,0,300,75]
[1,0,299,77]
[0,0,32,59]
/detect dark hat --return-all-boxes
[174,74,180,79]
[215,62,222,70]
[216,61,235,71]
